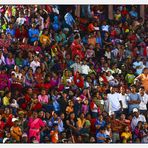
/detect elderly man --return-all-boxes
[131,108,146,132]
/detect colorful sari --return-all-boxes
[28,118,46,142]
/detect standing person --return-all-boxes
[138,86,148,115]
[119,86,128,116]
[28,23,39,44]
[127,85,141,114]
[107,86,122,118]
[135,67,148,93]
[64,8,75,29]
[28,111,46,143]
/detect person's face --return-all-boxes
[125,126,129,132]
[110,87,115,93]
[60,114,65,120]
[33,112,38,118]
[139,88,144,94]
[0,115,2,120]
[120,114,125,120]
[134,112,139,117]
[120,87,125,94]
[28,88,33,95]
[144,68,148,74]
[99,115,103,121]
[70,113,75,119]
[131,87,136,93]
[41,90,46,95]
[45,112,51,118]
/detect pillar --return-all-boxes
[140,5,145,21]
[108,5,113,20]
[75,5,80,17]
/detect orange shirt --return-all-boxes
[88,37,96,47]
[50,130,58,143]
[10,126,22,142]
[66,106,74,114]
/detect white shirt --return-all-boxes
[119,93,128,109]
[70,62,81,73]
[106,75,114,81]
[107,92,121,112]
[133,61,145,75]
[81,64,91,75]
[30,60,40,73]
[101,25,109,32]
[16,17,26,25]
[0,54,6,65]
[139,93,148,110]
[105,51,111,59]
[131,114,146,131]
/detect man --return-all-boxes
[127,84,141,114]
[64,8,75,28]
[133,56,145,76]
[28,23,39,44]
[138,86,148,116]
[107,86,122,118]
[119,86,128,116]
[131,108,146,131]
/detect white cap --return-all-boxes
[76,97,81,101]
[133,108,139,113]
[3,138,9,143]
[12,118,18,122]
[22,133,28,137]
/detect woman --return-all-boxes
[5,52,15,69]
[28,111,46,143]
[25,68,35,87]
[10,65,23,92]
[39,29,50,48]
[135,68,148,92]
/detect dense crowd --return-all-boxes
[0,5,148,144]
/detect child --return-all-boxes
[141,123,148,143]
[121,125,132,143]
[50,124,59,143]
[81,99,89,115]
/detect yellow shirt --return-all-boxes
[3,96,10,106]
[77,118,86,128]
[121,132,132,140]
[39,35,50,45]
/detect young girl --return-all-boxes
[121,125,132,143]
[133,121,143,142]
[81,99,89,115]
[66,100,74,115]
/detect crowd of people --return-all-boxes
[0,5,148,144]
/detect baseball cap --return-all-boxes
[133,108,139,113]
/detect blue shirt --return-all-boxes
[95,119,106,128]
[127,93,141,113]
[6,28,15,37]
[28,28,39,42]
[64,12,75,27]
[96,132,107,143]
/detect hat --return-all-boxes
[22,133,28,137]
[18,111,25,115]
[12,118,19,122]
[76,97,81,101]
[3,138,9,144]
[133,108,139,113]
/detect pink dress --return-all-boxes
[28,118,46,142]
